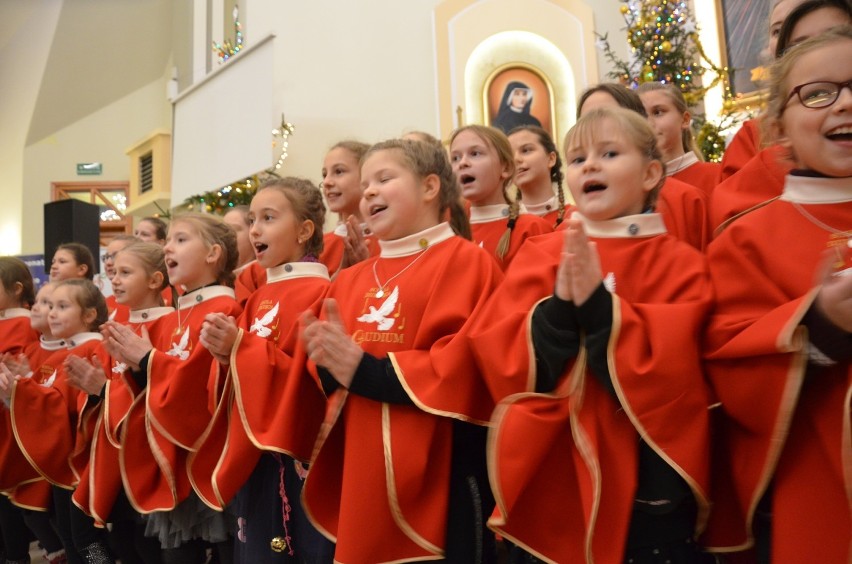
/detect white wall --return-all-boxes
[0,0,63,255]
[21,77,171,254]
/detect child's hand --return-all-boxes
[200,313,238,365]
[101,322,152,371]
[300,299,363,388]
[815,257,852,333]
[563,218,603,306]
[340,215,370,269]
[0,363,16,401]
[555,222,574,302]
[65,354,107,395]
[0,354,31,378]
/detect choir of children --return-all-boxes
[0,21,849,564]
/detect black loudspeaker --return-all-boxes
[44,199,101,275]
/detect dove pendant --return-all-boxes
[376,288,385,298]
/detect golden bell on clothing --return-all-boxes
[270,536,287,553]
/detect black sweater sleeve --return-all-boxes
[574,283,615,398]
[320,353,414,405]
[530,283,614,396]
[803,302,852,364]
[530,294,581,393]
[129,351,151,390]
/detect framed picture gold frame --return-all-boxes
[483,63,557,138]
[715,0,771,112]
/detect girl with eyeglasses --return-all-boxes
[702,26,852,563]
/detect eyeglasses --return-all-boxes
[785,79,852,110]
[102,253,115,263]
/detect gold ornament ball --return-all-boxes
[723,99,734,110]
[661,40,673,52]
[620,4,630,14]
[270,537,287,553]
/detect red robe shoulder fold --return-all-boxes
[11,334,107,489]
[303,224,503,564]
[655,177,711,251]
[120,288,241,513]
[474,216,713,563]
[0,335,62,501]
[73,307,173,525]
[672,161,721,197]
[469,207,552,271]
[188,263,330,510]
[234,261,267,307]
[719,118,762,181]
[701,175,852,562]
[709,145,791,233]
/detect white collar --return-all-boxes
[129,307,174,323]
[177,286,235,310]
[470,203,511,223]
[665,151,700,176]
[267,262,330,283]
[523,196,560,216]
[40,336,66,351]
[378,223,456,257]
[66,332,103,348]
[575,211,667,238]
[780,174,852,204]
[332,222,370,237]
[0,308,30,320]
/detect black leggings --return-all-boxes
[0,495,32,561]
[21,508,65,554]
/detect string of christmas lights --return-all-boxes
[212,5,244,64]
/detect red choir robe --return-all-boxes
[303,223,503,564]
[72,306,173,526]
[234,261,267,307]
[472,214,713,562]
[702,175,852,563]
[719,119,761,182]
[469,204,552,271]
[655,176,711,251]
[320,223,381,275]
[667,151,722,197]
[10,333,107,489]
[0,324,55,505]
[105,295,130,324]
[709,145,791,234]
[188,262,330,510]
[119,287,241,513]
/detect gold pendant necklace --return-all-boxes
[371,248,430,299]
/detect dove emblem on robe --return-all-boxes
[250,302,279,338]
[603,272,616,293]
[42,369,57,387]
[166,327,191,360]
[356,286,399,331]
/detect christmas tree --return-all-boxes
[597,0,737,161]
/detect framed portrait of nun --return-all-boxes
[485,64,555,137]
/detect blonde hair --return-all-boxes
[169,213,238,287]
[450,125,518,260]
[565,108,666,210]
[330,140,370,163]
[363,139,471,240]
[257,177,327,258]
[636,82,704,160]
[115,242,169,295]
[765,25,852,148]
[56,279,108,331]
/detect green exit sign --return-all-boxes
[77,162,102,175]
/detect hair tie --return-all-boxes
[507,218,517,230]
